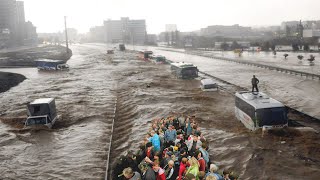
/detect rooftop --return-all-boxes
[30,98,54,105]
[236,91,284,109]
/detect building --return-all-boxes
[63,28,78,43]
[165,24,177,32]
[104,17,146,44]
[280,21,300,31]
[200,24,252,38]
[0,0,37,47]
[303,29,320,38]
[146,34,157,45]
[0,0,17,42]
[24,21,37,45]
[89,26,105,42]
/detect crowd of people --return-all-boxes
[112,113,239,180]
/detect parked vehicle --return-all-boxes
[200,79,218,91]
[25,98,58,129]
[235,91,288,131]
[171,62,198,79]
[35,59,69,71]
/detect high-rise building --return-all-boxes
[15,1,25,24]
[104,17,146,44]
[0,0,17,35]
[0,0,37,46]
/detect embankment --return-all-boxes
[0,45,72,67]
[0,72,26,93]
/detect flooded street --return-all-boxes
[0,44,117,179]
[0,44,320,180]
[119,44,320,120]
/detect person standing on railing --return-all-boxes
[251,75,259,93]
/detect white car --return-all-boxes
[200,79,218,91]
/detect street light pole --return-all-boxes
[64,16,69,53]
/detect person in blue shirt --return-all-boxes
[164,125,177,147]
[149,130,161,152]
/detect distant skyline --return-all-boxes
[23,0,320,34]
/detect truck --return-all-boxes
[35,59,69,70]
[25,98,58,129]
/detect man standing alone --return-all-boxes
[251,75,259,92]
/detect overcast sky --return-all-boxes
[23,0,320,34]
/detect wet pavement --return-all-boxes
[0,44,319,180]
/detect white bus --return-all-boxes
[171,62,198,79]
[235,91,288,131]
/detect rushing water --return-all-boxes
[1,44,319,180]
[0,44,117,179]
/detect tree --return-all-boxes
[220,42,229,51]
[292,44,299,51]
[230,41,241,50]
[303,44,310,51]
[261,41,271,51]
[297,55,304,60]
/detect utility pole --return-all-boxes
[131,28,135,50]
[64,16,69,53]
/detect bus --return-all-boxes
[170,62,198,79]
[235,91,288,131]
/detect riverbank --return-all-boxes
[0,72,26,93]
[0,45,72,67]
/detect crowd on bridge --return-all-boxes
[112,113,239,180]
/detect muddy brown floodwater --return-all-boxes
[0,44,319,180]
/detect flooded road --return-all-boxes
[1,44,320,180]
[0,44,117,179]
[117,44,320,120]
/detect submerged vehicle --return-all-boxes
[25,98,58,129]
[200,79,218,91]
[171,62,198,79]
[235,91,288,131]
[143,51,153,60]
[151,55,166,64]
[35,59,69,70]
[107,50,114,54]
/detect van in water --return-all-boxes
[25,98,58,129]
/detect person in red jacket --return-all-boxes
[196,150,206,172]
[153,161,166,180]
[178,157,188,180]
